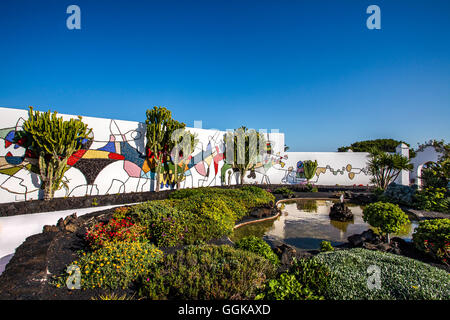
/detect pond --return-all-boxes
[231,199,418,251]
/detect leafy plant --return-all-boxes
[91,198,99,207]
[257,258,330,300]
[17,106,92,200]
[414,187,450,213]
[367,149,413,190]
[145,106,188,191]
[289,258,331,297]
[85,217,146,249]
[234,236,280,266]
[420,160,449,189]
[138,245,276,299]
[53,242,163,290]
[412,219,450,265]
[320,240,335,252]
[169,196,236,243]
[223,126,266,185]
[272,187,294,197]
[304,183,318,193]
[338,139,415,158]
[303,160,318,182]
[257,273,320,300]
[362,202,410,243]
[125,201,189,247]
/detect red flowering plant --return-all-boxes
[423,240,450,266]
[413,218,450,266]
[85,217,146,249]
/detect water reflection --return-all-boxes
[232,199,418,250]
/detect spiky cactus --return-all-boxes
[21,106,92,200]
[223,127,266,185]
[303,160,318,182]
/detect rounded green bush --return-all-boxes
[363,202,410,240]
[234,236,280,266]
[138,244,276,299]
[412,218,450,264]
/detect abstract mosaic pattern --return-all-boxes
[0,111,370,202]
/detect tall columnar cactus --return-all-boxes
[21,106,92,200]
[171,129,198,189]
[303,160,318,182]
[223,126,266,185]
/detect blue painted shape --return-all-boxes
[98,141,116,153]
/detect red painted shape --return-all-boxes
[4,140,12,148]
[67,149,87,166]
[6,152,12,157]
[108,153,125,160]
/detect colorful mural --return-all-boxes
[281,161,369,184]
[0,107,373,203]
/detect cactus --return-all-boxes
[303,160,318,182]
[21,106,92,200]
[223,127,266,185]
[145,106,173,192]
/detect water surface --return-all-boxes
[231,199,418,250]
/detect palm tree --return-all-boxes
[367,148,413,189]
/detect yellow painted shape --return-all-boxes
[83,150,110,159]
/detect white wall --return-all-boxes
[410,146,442,187]
[0,107,388,204]
[278,151,372,186]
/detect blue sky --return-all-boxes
[0,0,449,151]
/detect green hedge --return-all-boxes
[122,186,276,247]
[315,248,450,300]
[138,244,276,299]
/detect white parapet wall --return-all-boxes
[0,106,378,203]
[277,151,372,186]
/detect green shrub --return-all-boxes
[168,186,275,220]
[119,187,276,247]
[414,187,450,213]
[304,184,318,193]
[138,245,276,299]
[125,201,189,247]
[319,240,335,252]
[168,197,236,243]
[289,258,331,297]
[412,219,450,265]
[257,273,320,300]
[234,236,279,266]
[85,217,146,249]
[53,242,163,290]
[315,248,450,300]
[363,202,410,242]
[420,160,449,189]
[272,187,294,196]
[257,258,330,300]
